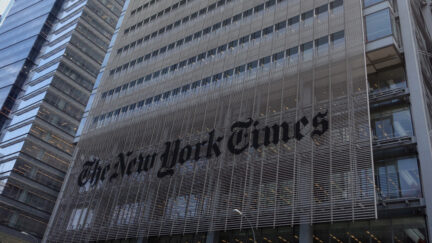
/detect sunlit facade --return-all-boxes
[0,0,124,242]
[46,0,432,242]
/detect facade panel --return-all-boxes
[46,0,376,241]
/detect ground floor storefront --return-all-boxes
[91,216,427,243]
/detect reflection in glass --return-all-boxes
[371,105,413,140]
[375,157,421,199]
[369,66,407,92]
[366,9,393,42]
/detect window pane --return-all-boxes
[366,9,393,42]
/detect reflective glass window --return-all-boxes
[375,157,421,199]
[366,9,393,42]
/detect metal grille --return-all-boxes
[47,0,375,242]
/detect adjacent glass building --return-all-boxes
[0,0,125,241]
[45,0,432,242]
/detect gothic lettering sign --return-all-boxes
[78,111,329,187]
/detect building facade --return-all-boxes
[0,0,124,241]
[46,0,432,242]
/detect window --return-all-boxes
[229,40,238,49]
[217,44,227,54]
[240,35,250,45]
[202,77,211,86]
[207,48,216,57]
[199,8,207,16]
[146,97,153,105]
[179,60,187,68]
[259,56,271,66]
[170,64,178,71]
[138,101,144,108]
[198,53,206,61]
[203,27,211,35]
[315,36,329,54]
[176,39,184,47]
[182,84,190,93]
[213,73,222,82]
[185,35,193,43]
[287,46,299,61]
[254,4,264,13]
[217,0,226,7]
[182,16,190,23]
[224,69,233,78]
[275,21,287,31]
[194,31,202,39]
[154,95,162,102]
[153,71,160,78]
[212,22,221,31]
[162,67,169,75]
[247,60,258,70]
[263,26,274,36]
[375,157,421,199]
[173,87,181,95]
[301,41,313,61]
[369,66,407,92]
[273,51,284,62]
[188,56,196,64]
[129,103,136,111]
[208,3,216,11]
[251,31,262,40]
[331,30,345,48]
[235,65,246,74]
[223,18,231,26]
[330,0,343,10]
[371,105,413,140]
[266,0,276,8]
[301,10,314,26]
[192,80,201,89]
[163,91,171,99]
[243,9,253,18]
[233,13,242,22]
[366,9,393,42]
[315,4,328,18]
